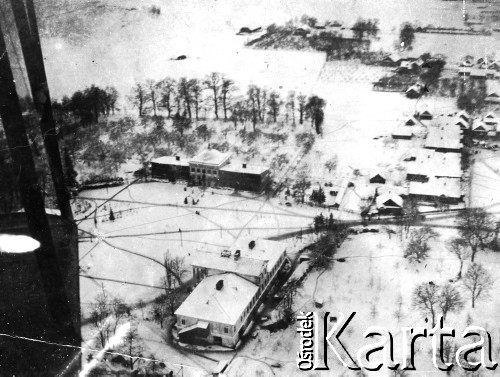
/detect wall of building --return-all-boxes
[219,170,269,192]
[151,163,190,181]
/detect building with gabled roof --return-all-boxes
[406,149,462,182]
[392,127,413,140]
[376,192,403,215]
[485,93,500,104]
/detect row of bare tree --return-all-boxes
[128,73,327,134]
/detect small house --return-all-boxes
[369,173,386,184]
[404,116,423,126]
[376,193,403,215]
[418,110,433,120]
[485,93,500,104]
[458,67,471,77]
[392,127,413,140]
[484,112,499,125]
[406,85,422,99]
[459,59,473,68]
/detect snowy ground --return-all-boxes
[236,227,500,377]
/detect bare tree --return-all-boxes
[89,290,111,348]
[121,325,143,370]
[286,91,296,126]
[439,283,464,321]
[247,85,259,131]
[110,297,129,335]
[145,79,159,117]
[278,278,302,323]
[462,263,494,308]
[447,238,470,280]
[158,77,177,118]
[404,226,438,263]
[305,95,326,135]
[204,72,221,119]
[412,282,440,327]
[324,155,338,173]
[189,78,202,120]
[151,295,168,328]
[220,76,235,120]
[129,82,146,117]
[456,208,496,262]
[267,91,282,123]
[177,77,192,119]
[309,233,337,270]
[297,93,306,125]
[163,252,188,288]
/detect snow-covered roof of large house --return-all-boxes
[424,118,462,151]
[409,177,461,199]
[220,162,269,175]
[175,273,258,326]
[151,156,189,166]
[407,149,462,179]
[190,149,231,166]
[189,238,287,277]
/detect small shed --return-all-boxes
[419,110,433,120]
[369,173,386,184]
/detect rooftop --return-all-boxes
[376,193,403,209]
[189,238,287,276]
[220,162,269,175]
[175,273,258,325]
[151,156,189,166]
[407,149,462,179]
[409,177,461,199]
[190,150,231,166]
[424,118,463,151]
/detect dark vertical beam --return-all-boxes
[0,22,77,344]
[9,0,73,220]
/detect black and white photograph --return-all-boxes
[1,0,500,375]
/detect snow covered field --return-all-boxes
[29,0,500,374]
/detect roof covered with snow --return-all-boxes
[407,149,462,179]
[175,273,258,325]
[376,193,403,209]
[424,118,462,151]
[409,177,461,199]
[220,162,269,175]
[190,149,231,166]
[189,238,287,276]
[151,156,189,166]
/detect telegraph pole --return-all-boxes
[10,0,73,220]
[0,21,77,344]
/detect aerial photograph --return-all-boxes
[1,0,500,375]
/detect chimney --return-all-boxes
[175,156,180,161]
[216,280,224,290]
[242,163,247,169]
[249,240,256,249]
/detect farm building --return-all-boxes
[418,110,433,120]
[406,85,423,99]
[151,149,270,192]
[404,116,424,126]
[470,69,488,79]
[484,112,499,126]
[219,162,270,192]
[424,120,462,153]
[151,156,190,181]
[376,192,403,215]
[408,177,462,204]
[485,93,500,104]
[176,239,288,347]
[369,173,386,184]
[406,149,462,182]
[392,127,413,140]
[472,120,493,136]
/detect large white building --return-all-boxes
[175,239,288,348]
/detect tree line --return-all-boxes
[128,73,327,134]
